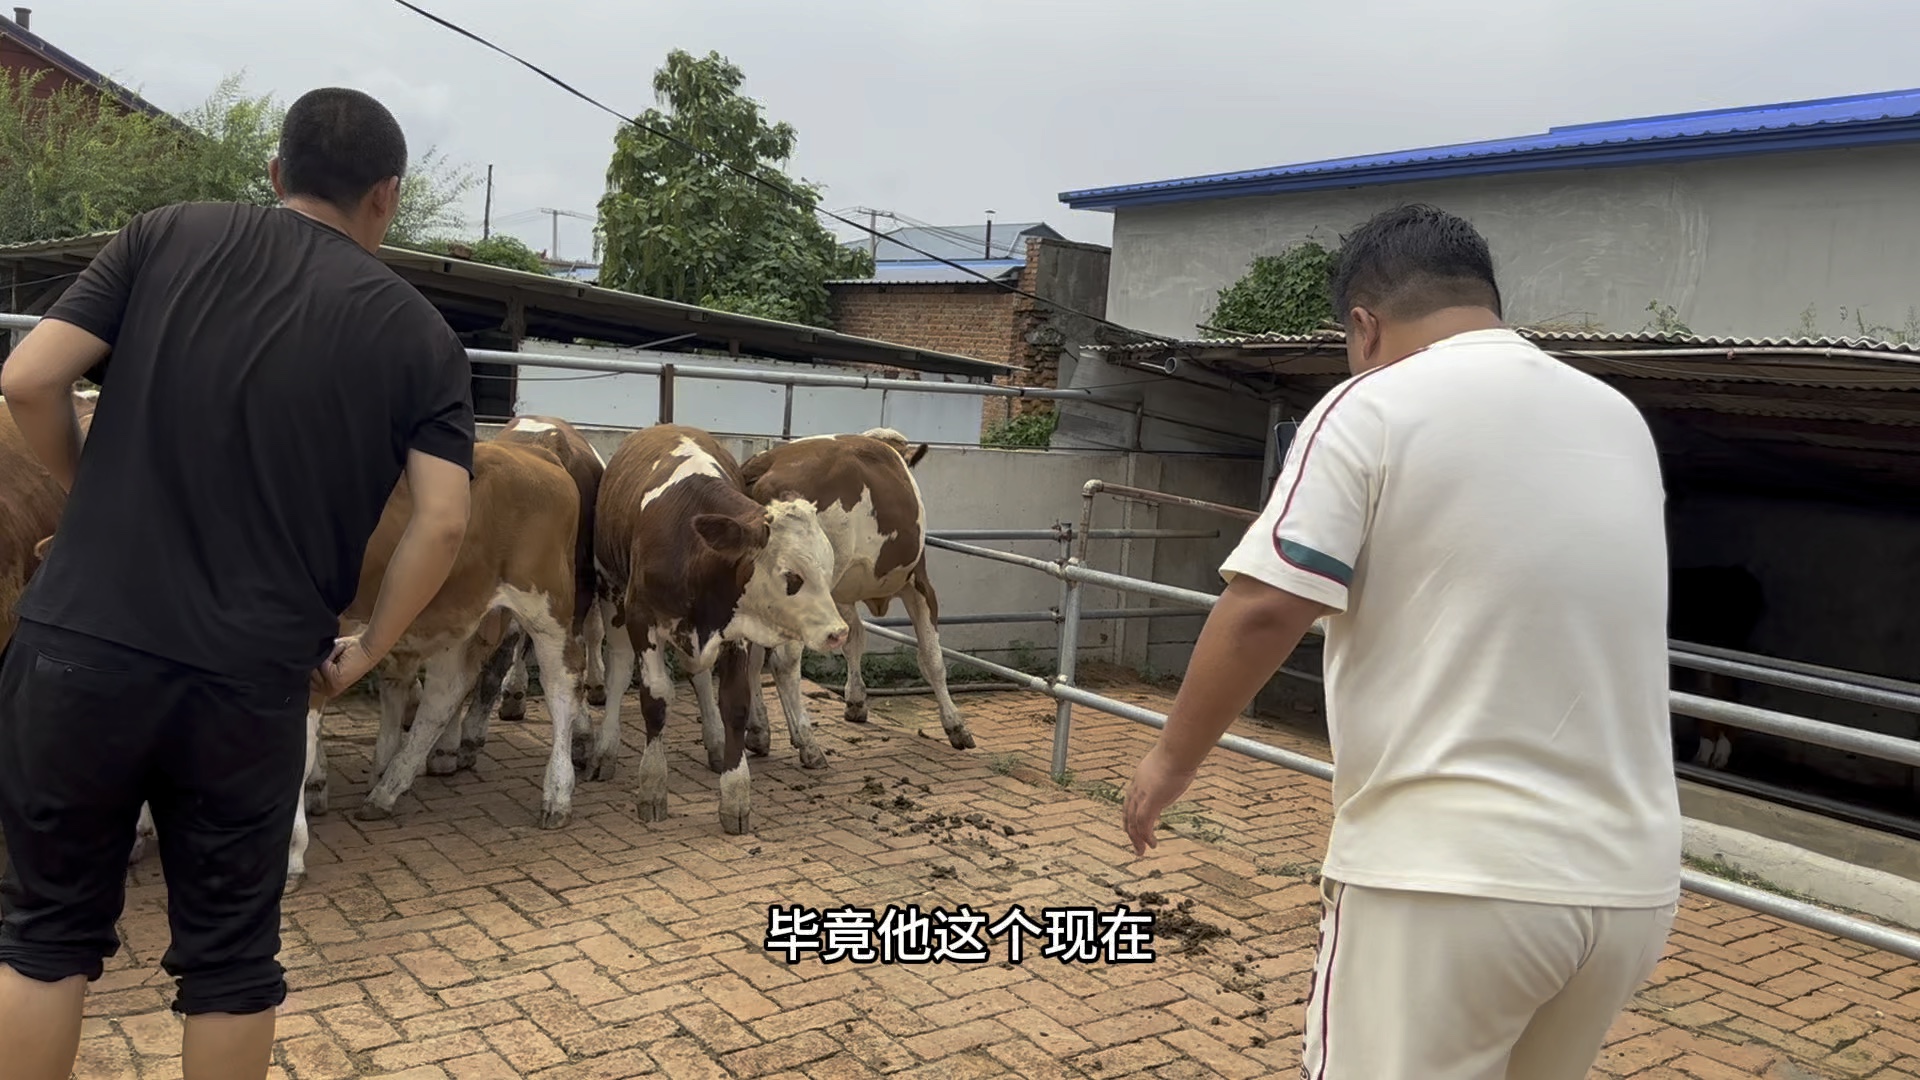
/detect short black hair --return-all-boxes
[276,88,408,210]
[1328,204,1503,322]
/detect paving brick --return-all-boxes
[70,679,1920,1080]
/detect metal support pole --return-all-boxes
[1052,554,1083,780]
[658,363,676,424]
[1261,401,1284,507]
[781,383,794,439]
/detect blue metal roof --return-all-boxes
[1060,87,1920,212]
[829,258,1024,287]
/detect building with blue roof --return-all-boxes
[1060,87,1920,341]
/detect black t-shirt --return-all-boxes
[16,202,475,680]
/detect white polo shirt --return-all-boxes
[1220,327,1682,908]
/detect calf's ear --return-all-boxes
[692,514,760,558]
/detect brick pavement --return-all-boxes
[48,665,1920,1078]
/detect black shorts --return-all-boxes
[0,618,308,1015]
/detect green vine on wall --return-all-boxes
[1203,241,1337,338]
[981,410,1058,449]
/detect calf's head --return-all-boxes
[691,497,846,654]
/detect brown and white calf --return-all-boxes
[593,424,847,834]
[736,428,974,763]
[473,416,610,755]
[288,439,589,884]
[1669,564,1765,771]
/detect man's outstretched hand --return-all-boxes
[1122,747,1197,856]
[310,635,379,701]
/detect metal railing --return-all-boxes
[855,478,1920,962]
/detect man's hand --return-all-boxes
[1115,575,1329,859]
[311,635,380,700]
[1123,747,1197,856]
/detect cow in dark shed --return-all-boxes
[1669,564,1766,770]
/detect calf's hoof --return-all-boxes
[746,722,771,757]
[720,806,752,835]
[456,740,480,773]
[705,752,728,775]
[426,751,460,777]
[586,685,608,707]
[946,726,977,751]
[538,806,571,830]
[354,800,395,822]
[304,782,329,817]
[844,701,869,724]
[571,736,592,770]
[636,794,669,823]
[798,744,829,770]
[285,871,306,895]
[587,752,618,783]
[500,693,526,722]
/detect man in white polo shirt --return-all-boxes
[1122,204,1682,1080]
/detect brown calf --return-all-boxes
[593,424,846,834]
[320,439,587,837]
[472,417,610,757]
[0,390,97,653]
[737,428,975,761]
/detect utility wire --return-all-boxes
[386,0,1175,347]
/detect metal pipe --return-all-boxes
[1053,560,1085,779]
[865,607,1198,629]
[1671,650,1920,715]
[1674,641,1920,699]
[857,618,1920,962]
[926,528,1220,542]
[1675,763,1920,842]
[1670,692,1920,767]
[1082,479,1260,523]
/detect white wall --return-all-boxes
[1103,144,1920,342]
[511,340,989,446]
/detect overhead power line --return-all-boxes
[386,0,1172,347]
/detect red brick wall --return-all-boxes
[828,284,1022,368]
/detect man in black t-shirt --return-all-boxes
[0,88,475,1079]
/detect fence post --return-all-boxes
[1051,544,1083,781]
[659,364,676,424]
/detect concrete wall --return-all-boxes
[477,420,1259,670]
[1104,144,1920,342]
[1669,494,1920,792]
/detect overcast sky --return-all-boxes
[44,0,1920,262]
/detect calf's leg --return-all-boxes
[634,627,675,823]
[584,602,608,707]
[459,624,523,772]
[768,640,826,769]
[690,659,726,774]
[499,635,530,723]
[840,603,870,724]
[716,644,755,835]
[902,574,974,749]
[744,643,772,757]
[601,616,638,789]
[358,642,488,820]
[288,705,323,888]
[371,663,420,777]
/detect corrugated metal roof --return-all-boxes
[827,258,1024,287]
[1091,327,1920,359]
[843,223,1060,262]
[0,231,1014,379]
[1060,87,1920,211]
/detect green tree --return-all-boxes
[414,234,552,275]
[595,49,871,327]
[0,69,479,247]
[1204,241,1337,338]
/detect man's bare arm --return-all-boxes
[361,450,470,660]
[1122,575,1328,854]
[0,320,110,492]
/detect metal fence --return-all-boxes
[8,310,1919,959]
[861,479,1920,962]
